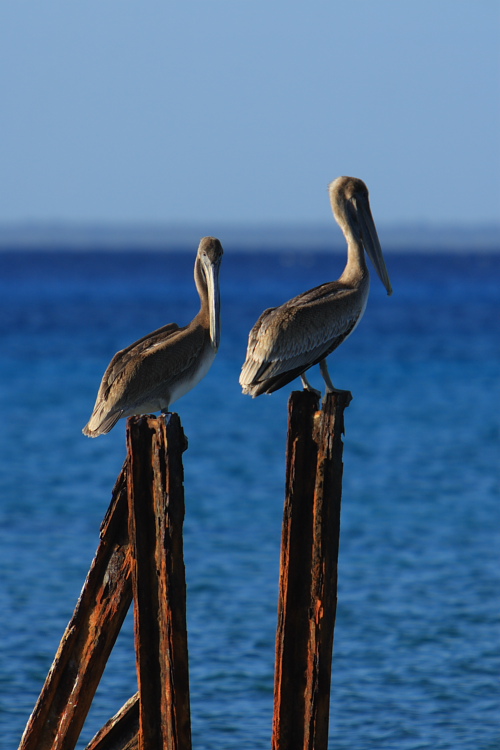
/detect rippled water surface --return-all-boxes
[0,249,499,749]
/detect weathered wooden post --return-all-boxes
[127,414,191,750]
[272,389,351,750]
[19,391,350,750]
[18,467,133,750]
[18,413,191,750]
[84,694,140,750]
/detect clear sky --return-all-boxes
[0,1,499,227]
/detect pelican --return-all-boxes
[83,236,223,437]
[240,177,392,397]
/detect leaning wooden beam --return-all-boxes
[127,414,191,750]
[19,465,133,750]
[272,389,351,750]
[84,693,139,750]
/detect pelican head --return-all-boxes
[197,236,223,351]
[329,176,393,296]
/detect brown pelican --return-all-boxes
[83,236,223,437]
[240,177,392,397]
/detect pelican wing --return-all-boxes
[104,322,181,389]
[240,282,360,393]
[84,322,206,435]
[115,324,207,404]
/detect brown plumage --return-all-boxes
[240,177,392,397]
[83,236,223,436]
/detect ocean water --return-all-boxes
[0,247,498,750]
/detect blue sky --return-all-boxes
[0,1,499,227]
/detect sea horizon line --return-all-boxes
[0,220,498,253]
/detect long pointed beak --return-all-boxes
[205,259,221,350]
[357,195,393,296]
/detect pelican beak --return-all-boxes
[357,195,393,296]
[203,255,222,351]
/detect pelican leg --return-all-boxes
[300,372,321,397]
[320,359,336,392]
[320,359,351,397]
[319,359,343,394]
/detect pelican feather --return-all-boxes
[240,177,392,397]
[83,236,223,436]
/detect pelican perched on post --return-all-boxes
[240,177,392,397]
[83,236,223,437]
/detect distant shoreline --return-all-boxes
[0,222,498,252]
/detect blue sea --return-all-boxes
[0,246,499,750]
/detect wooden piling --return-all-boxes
[84,694,139,750]
[19,391,350,750]
[19,413,191,750]
[127,414,191,750]
[272,389,351,750]
[19,466,133,750]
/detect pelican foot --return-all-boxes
[300,373,321,398]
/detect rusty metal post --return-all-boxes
[127,414,191,750]
[272,389,351,750]
[19,466,133,750]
